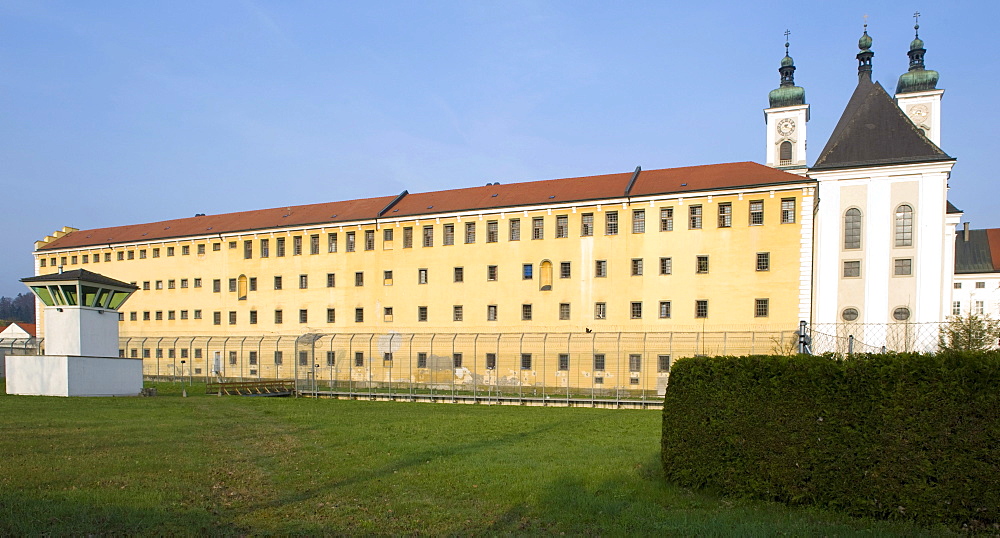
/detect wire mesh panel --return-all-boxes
[810,322,944,355]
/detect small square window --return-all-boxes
[520,353,532,370]
[843,260,861,278]
[659,301,671,319]
[631,258,643,276]
[630,301,642,319]
[755,298,769,318]
[594,302,606,320]
[976,281,986,289]
[560,262,571,279]
[523,264,533,279]
[559,303,570,320]
[756,252,770,272]
[695,300,708,318]
[659,257,672,275]
[696,255,709,274]
[454,267,464,282]
[894,258,913,276]
[521,304,532,321]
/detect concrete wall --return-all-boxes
[5,355,142,397]
[45,307,119,357]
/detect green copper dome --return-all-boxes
[896,68,939,94]
[780,54,794,67]
[896,22,938,94]
[859,31,872,51]
[769,85,805,108]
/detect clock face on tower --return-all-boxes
[908,104,929,120]
[777,118,796,137]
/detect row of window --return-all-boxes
[954,281,990,289]
[841,306,912,322]
[123,299,771,324]
[133,254,774,299]
[843,204,914,250]
[126,348,674,374]
[39,200,797,268]
[952,300,993,316]
[842,258,913,278]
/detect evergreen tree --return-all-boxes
[938,313,1000,351]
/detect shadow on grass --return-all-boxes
[0,492,249,535]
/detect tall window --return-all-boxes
[293,236,303,255]
[465,222,476,244]
[403,227,413,248]
[660,208,673,231]
[695,300,709,318]
[276,237,285,257]
[364,230,374,251]
[346,232,356,252]
[581,213,594,236]
[594,302,606,319]
[632,210,645,233]
[779,140,793,165]
[659,257,672,275]
[328,233,337,252]
[509,219,520,241]
[443,224,455,245]
[689,205,702,229]
[605,211,618,235]
[895,204,914,247]
[756,252,770,271]
[755,298,769,317]
[260,238,270,257]
[487,221,498,242]
[532,217,544,240]
[696,255,709,274]
[781,198,796,224]
[422,226,433,247]
[659,301,671,318]
[556,215,568,238]
[311,234,321,254]
[844,208,862,249]
[244,240,253,259]
[717,203,732,228]
[595,260,607,278]
[749,200,764,225]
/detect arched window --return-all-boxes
[894,204,913,247]
[779,141,793,165]
[237,275,248,300]
[844,208,862,250]
[539,260,553,291]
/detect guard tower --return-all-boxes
[6,269,141,396]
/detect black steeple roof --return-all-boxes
[812,78,952,170]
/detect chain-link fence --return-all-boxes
[130,329,800,406]
[807,322,946,355]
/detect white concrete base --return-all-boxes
[5,355,143,397]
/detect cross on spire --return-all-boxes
[913,11,921,36]
[784,29,790,54]
[863,14,868,32]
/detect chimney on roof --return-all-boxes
[964,222,970,241]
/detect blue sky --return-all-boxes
[2,1,998,297]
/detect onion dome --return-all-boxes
[769,35,806,108]
[896,18,939,94]
[857,24,874,81]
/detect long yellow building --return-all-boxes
[31,162,813,392]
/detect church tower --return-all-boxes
[809,23,957,330]
[765,32,809,172]
[895,13,943,147]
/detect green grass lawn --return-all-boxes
[0,381,949,535]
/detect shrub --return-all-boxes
[661,352,1000,528]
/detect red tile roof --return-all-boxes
[0,322,36,337]
[987,229,1000,271]
[39,161,810,251]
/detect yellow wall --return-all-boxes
[34,184,810,388]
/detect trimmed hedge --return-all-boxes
[661,352,1000,528]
